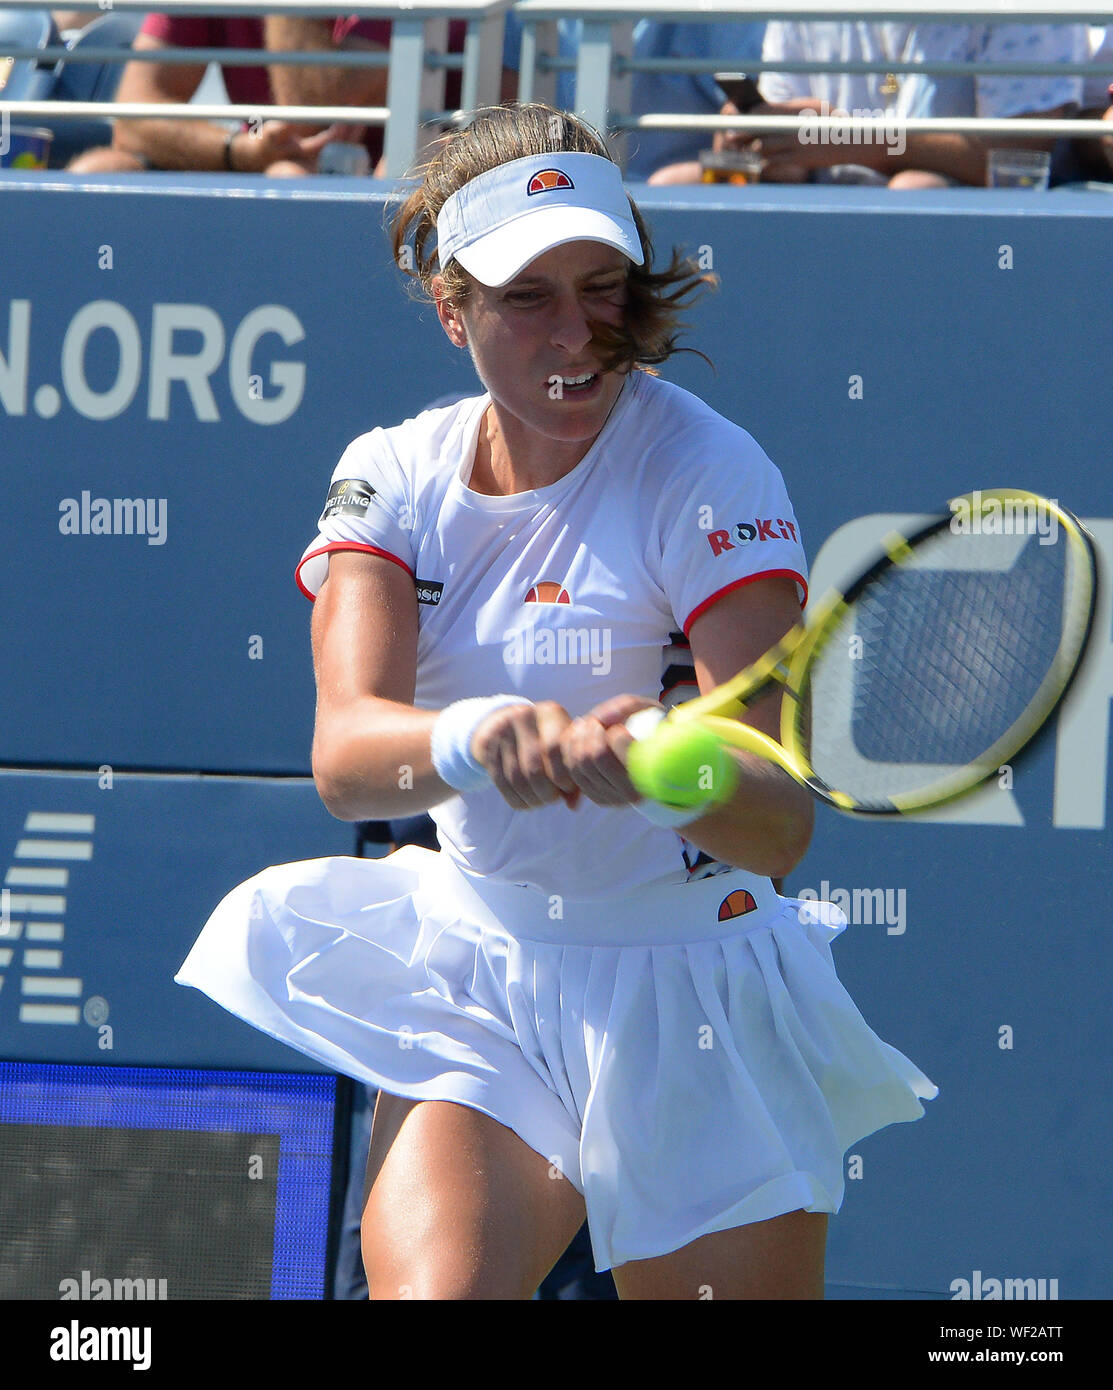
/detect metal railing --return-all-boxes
[1,1,1111,177]
[1,1,516,173]
[513,2,1113,156]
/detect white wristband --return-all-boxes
[431,695,534,793]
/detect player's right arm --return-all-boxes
[310,550,579,820]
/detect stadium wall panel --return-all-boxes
[2,173,1109,1299]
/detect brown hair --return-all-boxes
[389,103,716,374]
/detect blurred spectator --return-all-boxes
[67,13,520,177]
[532,17,765,181]
[52,11,97,35]
[1091,30,1113,179]
[66,14,390,175]
[652,22,1089,188]
[1080,25,1112,109]
[1053,27,1113,184]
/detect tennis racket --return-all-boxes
[627,488,1098,816]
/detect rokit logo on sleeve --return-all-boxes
[320,479,376,523]
[707,517,799,556]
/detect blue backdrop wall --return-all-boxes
[1,172,1110,1298]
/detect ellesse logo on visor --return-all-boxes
[527,169,574,195]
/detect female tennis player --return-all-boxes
[177,102,936,1300]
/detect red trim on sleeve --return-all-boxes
[294,542,413,602]
[682,569,808,639]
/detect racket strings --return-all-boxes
[799,526,1086,809]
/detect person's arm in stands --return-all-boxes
[264,19,519,120]
[52,10,96,32]
[111,31,337,171]
[750,21,1085,186]
[741,16,1008,184]
[754,101,1075,185]
[263,17,387,120]
[647,96,824,185]
[893,102,1074,183]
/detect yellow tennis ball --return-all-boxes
[626,719,738,810]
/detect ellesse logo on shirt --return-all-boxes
[414,579,444,606]
[524,580,571,603]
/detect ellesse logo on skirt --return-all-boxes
[718,890,758,921]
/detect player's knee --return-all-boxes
[361,1204,540,1300]
[367,1259,535,1301]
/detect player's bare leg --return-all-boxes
[361,1094,587,1300]
[610,1210,827,1301]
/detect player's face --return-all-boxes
[442,241,631,447]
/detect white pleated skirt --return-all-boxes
[175,846,937,1273]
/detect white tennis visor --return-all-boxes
[435,152,644,287]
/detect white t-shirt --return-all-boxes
[760,22,1087,117]
[297,370,808,899]
[1082,26,1112,109]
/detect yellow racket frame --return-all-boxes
[661,489,1097,816]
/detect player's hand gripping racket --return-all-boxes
[626,489,1098,816]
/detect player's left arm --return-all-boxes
[675,574,814,878]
